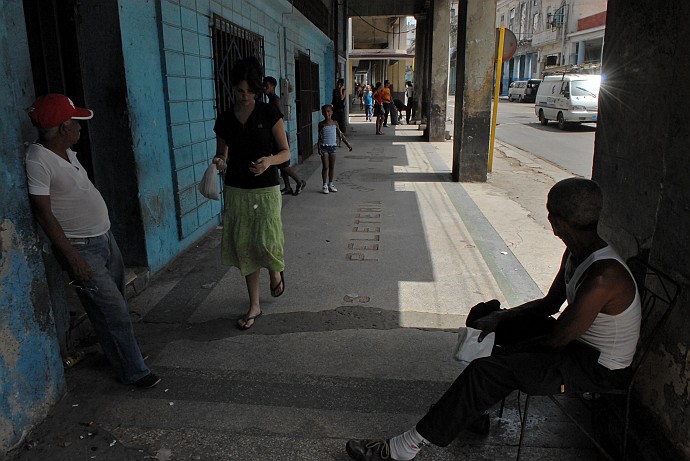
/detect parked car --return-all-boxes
[534,74,600,129]
[508,79,541,103]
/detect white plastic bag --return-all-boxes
[198,163,220,200]
[453,327,495,370]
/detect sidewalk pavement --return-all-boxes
[9,114,650,460]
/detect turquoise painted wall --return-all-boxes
[118,0,221,272]
[0,2,65,453]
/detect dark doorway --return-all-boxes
[23,0,148,268]
[295,52,316,161]
[23,0,94,181]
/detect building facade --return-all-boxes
[496,0,606,92]
[348,15,415,103]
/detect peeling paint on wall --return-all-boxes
[0,219,64,452]
[1,0,67,453]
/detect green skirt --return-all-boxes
[221,185,285,276]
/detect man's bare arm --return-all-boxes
[29,194,92,281]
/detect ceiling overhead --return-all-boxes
[346,0,428,18]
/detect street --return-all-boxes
[447,97,596,178]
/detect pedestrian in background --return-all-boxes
[372,82,384,135]
[25,94,160,388]
[381,80,393,127]
[405,81,415,124]
[353,83,362,109]
[318,104,352,195]
[331,78,347,137]
[213,57,290,330]
[393,99,406,124]
[263,76,306,195]
[363,84,373,121]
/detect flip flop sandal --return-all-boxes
[237,311,262,330]
[270,271,285,298]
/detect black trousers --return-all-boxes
[333,108,346,133]
[406,98,415,124]
[415,301,632,447]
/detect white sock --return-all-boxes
[389,427,429,460]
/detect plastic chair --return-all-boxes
[501,256,680,460]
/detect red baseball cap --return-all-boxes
[28,94,93,129]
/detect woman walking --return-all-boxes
[212,57,290,330]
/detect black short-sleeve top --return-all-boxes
[332,88,345,110]
[214,101,282,189]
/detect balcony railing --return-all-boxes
[531,28,560,46]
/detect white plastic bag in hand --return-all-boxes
[198,163,220,200]
[453,327,495,370]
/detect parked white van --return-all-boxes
[534,74,601,129]
[508,79,541,103]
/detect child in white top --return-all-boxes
[318,104,352,194]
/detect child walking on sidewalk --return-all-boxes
[318,104,352,194]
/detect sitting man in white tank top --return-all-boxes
[346,178,641,461]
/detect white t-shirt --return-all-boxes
[25,143,110,238]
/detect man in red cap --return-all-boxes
[25,94,160,388]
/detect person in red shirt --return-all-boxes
[372,82,384,135]
[381,80,393,127]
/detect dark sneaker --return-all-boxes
[346,439,403,460]
[133,373,161,389]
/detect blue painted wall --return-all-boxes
[0,2,65,452]
[118,0,218,272]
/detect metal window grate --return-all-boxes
[211,14,265,115]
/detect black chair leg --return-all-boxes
[516,395,531,460]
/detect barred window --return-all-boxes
[211,14,265,115]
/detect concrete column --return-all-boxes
[451,0,497,182]
[428,0,450,141]
[423,13,433,128]
[413,14,428,128]
[577,40,585,64]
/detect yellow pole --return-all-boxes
[488,26,505,173]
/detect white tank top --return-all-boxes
[565,245,641,370]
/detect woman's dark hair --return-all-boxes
[336,78,345,86]
[231,57,263,94]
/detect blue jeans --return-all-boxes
[68,231,149,384]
